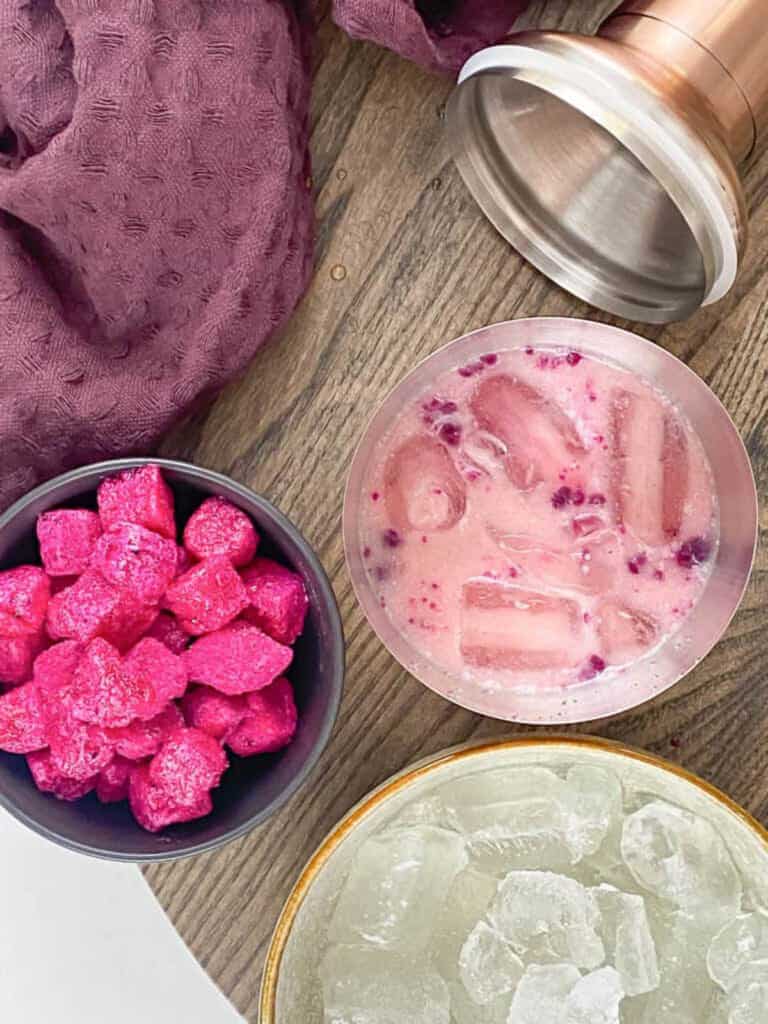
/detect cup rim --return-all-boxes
[258,732,768,1023]
[343,317,758,724]
[0,457,346,863]
[448,34,745,322]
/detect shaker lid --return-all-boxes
[446,32,745,323]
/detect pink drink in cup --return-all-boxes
[357,346,717,695]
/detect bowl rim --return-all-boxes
[343,316,758,724]
[0,457,345,863]
[258,732,768,1023]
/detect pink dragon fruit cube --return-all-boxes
[148,727,227,806]
[46,706,115,780]
[183,497,259,568]
[46,571,156,650]
[0,566,51,637]
[27,749,99,801]
[69,638,145,728]
[128,761,213,832]
[91,522,178,604]
[144,612,190,654]
[183,622,292,695]
[36,509,102,576]
[0,682,48,753]
[96,755,134,803]
[240,558,308,644]
[226,676,297,757]
[33,640,83,697]
[164,556,248,635]
[107,702,185,760]
[97,464,176,540]
[0,632,44,685]
[114,601,159,651]
[181,686,247,741]
[122,638,188,719]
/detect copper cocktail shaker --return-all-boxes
[447,0,768,323]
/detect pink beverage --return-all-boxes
[358,346,718,690]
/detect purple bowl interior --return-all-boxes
[0,460,344,862]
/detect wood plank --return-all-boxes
[149,2,768,1017]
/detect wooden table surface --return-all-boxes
[146,1,768,1018]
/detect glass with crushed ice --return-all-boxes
[264,739,768,1024]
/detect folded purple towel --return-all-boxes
[0,0,526,510]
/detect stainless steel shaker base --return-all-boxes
[447,34,744,323]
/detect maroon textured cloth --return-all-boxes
[0,0,525,511]
[334,0,526,73]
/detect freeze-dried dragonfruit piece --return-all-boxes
[97,464,176,539]
[183,497,259,567]
[0,566,51,637]
[37,509,102,577]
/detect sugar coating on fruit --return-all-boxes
[69,638,144,728]
[0,682,48,753]
[36,509,102,576]
[144,611,190,654]
[148,726,227,806]
[27,749,98,801]
[240,557,308,644]
[184,621,292,694]
[128,761,213,832]
[183,496,259,567]
[359,347,717,695]
[91,522,178,604]
[96,755,134,803]
[46,571,156,650]
[181,685,247,741]
[225,676,297,756]
[0,566,51,637]
[164,555,248,634]
[47,709,115,780]
[97,463,176,539]
[122,637,188,719]
[0,632,43,685]
[33,640,82,696]
[107,702,184,760]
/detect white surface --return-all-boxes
[0,810,245,1024]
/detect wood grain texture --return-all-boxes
[148,2,768,1018]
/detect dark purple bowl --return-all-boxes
[0,459,344,862]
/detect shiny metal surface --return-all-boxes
[616,0,768,151]
[343,318,757,724]
[448,0,766,322]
